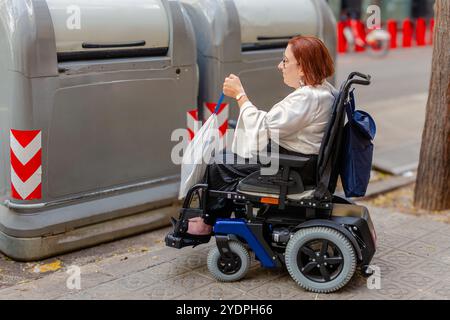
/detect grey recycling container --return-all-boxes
[180,0,337,122]
[0,0,198,260]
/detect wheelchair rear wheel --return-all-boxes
[207,241,251,282]
[285,227,357,293]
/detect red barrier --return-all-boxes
[387,19,398,49]
[337,21,348,53]
[350,19,366,52]
[429,18,435,45]
[402,18,414,48]
[416,18,427,46]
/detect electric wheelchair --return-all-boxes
[166,72,377,293]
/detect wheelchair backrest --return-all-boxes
[316,85,346,193]
[315,73,372,196]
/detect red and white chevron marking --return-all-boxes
[203,102,229,137]
[10,129,42,200]
[186,102,229,141]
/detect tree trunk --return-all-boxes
[414,0,450,211]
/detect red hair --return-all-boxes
[288,36,335,86]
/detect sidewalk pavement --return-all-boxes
[0,205,449,300]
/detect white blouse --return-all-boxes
[231,81,337,158]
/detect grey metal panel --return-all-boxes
[47,71,194,198]
[0,0,198,247]
[167,0,198,66]
[314,0,338,85]
[181,0,242,63]
[0,179,179,238]
[0,0,58,78]
[0,197,179,262]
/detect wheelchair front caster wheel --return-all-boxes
[285,227,357,293]
[207,241,251,282]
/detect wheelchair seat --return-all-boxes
[236,164,316,200]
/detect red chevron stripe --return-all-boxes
[11,183,21,200]
[205,103,227,115]
[11,129,40,148]
[11,182,42,200]
[187,109,198,120]
[10,148,41,182]
[26,183,41,200]
[187,128,195,140]
[219,120,228,137]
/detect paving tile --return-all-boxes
[370,280,417,300]
[436,224,450,236]
[99,254,161,278]
[379,250,427,270]
[373,245,395,258]
[418,233,450,250]
[164,271,214,293]
[405,219,447,232]
[132,281,186,300]
[408,291,446,300]
[382,212,418,228]
[414,260,450,280]
[369,257,400,279]
[247,277,303,300]
[399,240,448,260]
[433,247,450,265]
[425,281,450,300]
[387,272,440,291]
[73,271,116,293]
[178,283,245,300]
[172,252,208,270]
[0,272,71,300]
[227,267,287,292]
[61,282,122,300]
[108,271,159,291]
[375,231,414,249]
[389,225,433,240]
[150,261,194,281]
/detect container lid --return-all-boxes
[234,0,318,47]
[46,0,170,57]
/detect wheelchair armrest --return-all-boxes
[257,153,311,169]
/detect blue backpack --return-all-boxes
[340,89,376,198]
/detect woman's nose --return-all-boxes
[277,61,283,71]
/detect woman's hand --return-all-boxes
[223,74,245,98]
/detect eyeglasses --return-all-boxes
[281,57,299,69]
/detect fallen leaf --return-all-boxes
[33,260,63,273]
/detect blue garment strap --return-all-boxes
[214,93,225,114]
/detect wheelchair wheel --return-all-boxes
[207,241,251,282]
[285,227,356,293]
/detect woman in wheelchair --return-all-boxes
[188,35,336,236]
[167,36,377,293]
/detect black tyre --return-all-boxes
[285,227,357,293]
[207,241,251,282]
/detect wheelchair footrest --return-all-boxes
[165,232,211,249]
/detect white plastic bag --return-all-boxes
[178,114,221,199]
